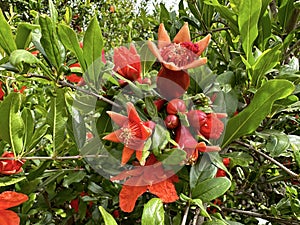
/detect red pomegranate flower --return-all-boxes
[0,191,28,225]
[148,23,211,99]
[103,102,154,166]
[175,125,221,164]
[113,44,141,82]
[0,152,25,175]
[148,23,211,71]
[110,154,178,213]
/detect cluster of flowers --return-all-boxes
[0,152,28,224]
[99,23,227,212]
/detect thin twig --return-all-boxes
[222,208,300,225]
[58,80,121,108]
[0,154,107,161]
[235,140,300,181]
[181,202,190,225]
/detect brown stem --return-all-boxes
[181,202,190,225]
[235,140,300,181]
[222,208,300,225]
[0,154,107,161]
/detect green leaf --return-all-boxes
[99,206,118,225]
[57,24,86,72]
[151,124,170,151]
[0,9,17,55]
[72,107,86,149]
[21,108,34,150]
[83,16,104,82]
[0,92,25,154]
[257,9,271,51]
[257,130,290,157]
[62,171,86,188]
[15,23,40,49]
[0,176,26,187]
[190,154,217,189]
[48,0,58,23]
[28,124,50,150]
[252,45,281,87]
[224,152,253,167]
[192,177,231,202]
[141,198,164,225]
[46,88,68,154]
[10,49,40,73]
[157,148,186,165]
[238,0,262,62]
[278,0,295,31]
[288,135,300,168]
[39,15,63,70]
[145,97,158,118]
[203,0,238,34]
[203,219,227,225]
[140,41,156,76]
[222,80,295,147]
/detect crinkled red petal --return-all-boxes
[0,191,28,210]
[119,185,147,212]
[0,210,20,225]
[148,179,179,203]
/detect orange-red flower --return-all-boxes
[103,102,154,166]
[148,22,211,71]
[113,44,141,82]
[148,23,210,99]
[0,191,28,225]
[175,125,220,164]
[110,154,179,212]
[0,152,25,175]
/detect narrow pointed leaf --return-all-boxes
[222,80,295,147]
[21,108,34,150]
[141,198,164,225]
[15,23,40,49]
[39,15,63,70]
[238,0,261,62]
[10,49,40,73]
[0,93,25,154]
[58,24,86,72]
[99,206,118,225]
[83,16,104,82]
[0,9,17,55]
[252,45,281,87]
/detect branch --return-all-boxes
[235,140,300,181]
[0,154,107,161]
[222,208,300,225]
[58,80,121,108]
[181,202,190,225]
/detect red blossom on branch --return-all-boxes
[103,102,154,166]
[0,152,25,175]
[110,154,178,213]
[0,191,28,225]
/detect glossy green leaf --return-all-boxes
[238,0,261,62]
[15,23,40,49]
[252,45,281,87]
[49,0,58,23]
[222,80,295,147]
[257,130,290,157]
[28,124,50,151]
[288,135,300,168]
[57,24,86,72]
[141,198,164,225]
[39,15,63,70]
[0,9,17,55]
[83,16,104,82]
[157,148,186,166]
[21,108,34,150]
[204,0,238,34]
[140,42,156,76]
[145,97,157,118]
[278,0,295,31]
[72,107,86,149]
[62,171,86,188]
[99,206,118,225]
[257,10,272,51]
[192,177,231,202]
[190,154,217,189]
[0,176,26,187]
[46,88,68,154]
[10,49,40,73]
[0,92,25,154]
